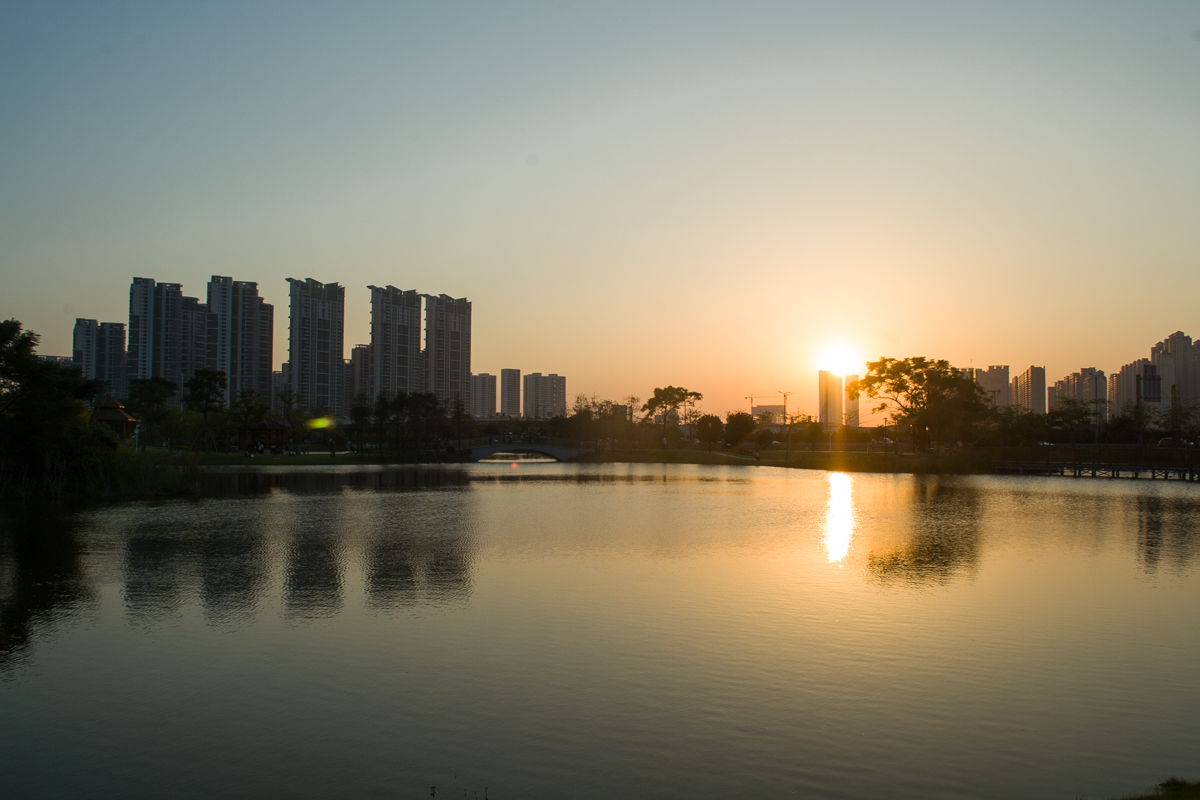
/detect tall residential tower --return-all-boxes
[287,278,345,413]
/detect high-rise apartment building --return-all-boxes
[972,365,1011,406]
[73,319,128,397]
[1151,331,1196,410]
[128,277,223,396]
[844,374,860,427]
[286,278,345,414]
[1048,367,1107,418]
[818,370,844,428]
[368,286,423,401]
[349,345,371,401]
[207,276,273,404]
[180,296,217,387]
[423,294,472,409]
[127,278,183,386]
[522,373,566,419]
[72,318,98,381]
[470,373,497,419]
[500,369,521,417]
[1010,366,1046,414]
[1109,360,1160,416]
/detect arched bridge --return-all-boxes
[464,438,592,462]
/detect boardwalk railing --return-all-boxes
[992,461,1199,481]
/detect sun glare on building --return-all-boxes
[815,342,863,377]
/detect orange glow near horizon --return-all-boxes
[815,342,864,377]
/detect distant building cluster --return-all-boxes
[63,275,568,419]
[965,330,1200,420]
[73,276,275,404]
[468,369,567,421]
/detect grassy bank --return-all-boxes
[189,448,994,474]
[1114,778,1200,799]
[573,448,993,474]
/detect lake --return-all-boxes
[2,464,1198,799]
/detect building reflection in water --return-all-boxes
[123,521,194,625]
[365,499,474,610]
[284,524,344,619]
[823,473,855,564]
[865,477,982,587]
[200,526,269,626]
[1135,493,1200,574]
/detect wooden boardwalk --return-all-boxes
[992,461,1200,481]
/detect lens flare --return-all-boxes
[306,416,335,430]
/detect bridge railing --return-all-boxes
[463,436,590,451]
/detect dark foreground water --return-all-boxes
[2,464,1199,800]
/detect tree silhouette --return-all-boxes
[642,386,702,446]
[696,414,723,448]
[849,357,989,451]
[723,411,755,446]
[184,369,227,451]
[125,376,179,447]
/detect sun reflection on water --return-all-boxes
[823,472,855,564]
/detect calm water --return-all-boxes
[2,464,1199,800]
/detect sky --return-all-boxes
[2,1,1199,419]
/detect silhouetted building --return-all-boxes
[270,370,283,412]
[73,319,127,397]
[39,355,73,366]
[523,373,566,419]
[208,276,273,404]
[972,365,1011,406]
[287,278,345,414]
[180,296,218,386]
[844,374,860,427]
[818,370,844,428]
[470,373,497,418]
[423,293,472,410]
[349,345,371,402]
[1151,331,1196,411]
[1110,360,1159,416]
[1011,366,1046,414]
[368,285,423,401]
[1048,367,1107,419]
[751,404,785,423]
[127,278,183,387]
[500,368,521,417]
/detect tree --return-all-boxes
[125,376,179,447]
[696,414,723,448]
[724,411,755,446]
[277,387,308,453]
[231,389,268,429]
[848,357,989,451]
[642,386,703,446]
[349,392,373,455]
[184,369,227,451]
[1046,397,1093,445]
[0,320,110,495]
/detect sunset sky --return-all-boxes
[3,2,1198,418]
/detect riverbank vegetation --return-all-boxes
[1114,778,1200,799]
[5,315,1198,499]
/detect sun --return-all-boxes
[815,342,863,377]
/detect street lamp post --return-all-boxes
[779,390,792,466]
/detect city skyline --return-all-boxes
[42,270,1200,423]
[4,3,1199,418]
